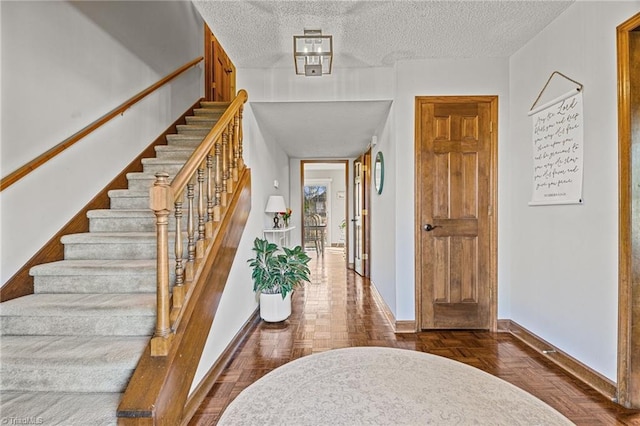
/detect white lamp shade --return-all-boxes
[265,195,287,213]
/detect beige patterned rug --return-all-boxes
[219,347,574,425]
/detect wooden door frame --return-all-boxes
[300,160,350,261]
[617,12,640,409]
[414,95,499,332]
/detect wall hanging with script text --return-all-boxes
[528,72,584,206]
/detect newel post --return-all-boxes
[149,172,174,356]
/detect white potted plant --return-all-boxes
[248,238,311,322]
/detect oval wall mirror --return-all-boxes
[374,151,384,194]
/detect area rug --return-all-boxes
[218,346,574,425]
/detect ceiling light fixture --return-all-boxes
[293,29,332,76]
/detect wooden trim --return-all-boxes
[395,321,417,333]
[182,309,261,425]
[0,57,203,191]
[369,279,417,333]
[503,319,617,402]
[496,319,511,332]
[617,11,640,409]
[0,99,203,302]
[369,279,396,331]
[118,169,251,425]
[299,160,350,258]
[414,95,499,331]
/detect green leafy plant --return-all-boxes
[248,237,311,299]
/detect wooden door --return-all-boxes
[204,25,235,102]
[415,96,497,330]
[353,152,370,277]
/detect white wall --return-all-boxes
[191,83,292,392]
[393,58,511,320]
[370,111,396,315]
[0,1,203,283]
[507,1,639,381]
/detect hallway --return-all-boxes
[191,250,639,425]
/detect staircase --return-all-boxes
[0,101,230,425]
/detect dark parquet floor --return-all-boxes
[190,249,640,425]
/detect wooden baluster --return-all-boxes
[221,129,228,207]
[214,136,222,220]
[232,111,240,182]
[206,152,215,235]
[185,178,195,282]
[227,122,235,192]
[172,190,185,308]
[150,173,174,356]
[196,163,205,258]
[238,105,245,171]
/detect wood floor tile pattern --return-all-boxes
[191,250,640,425]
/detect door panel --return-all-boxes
[416,97,496,330]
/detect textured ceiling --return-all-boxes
[194,0,573,69]
[192,1,574,159]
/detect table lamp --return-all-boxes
[265,195,287,228]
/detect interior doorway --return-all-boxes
[617,12,640,409]
[414,96,498,331]
[301,161,349,265]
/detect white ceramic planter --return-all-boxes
[259,292,292,322]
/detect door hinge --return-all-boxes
[362,165,368,172]
[362,253,369,260]
[490,122,494,133]
[362,209,368,216]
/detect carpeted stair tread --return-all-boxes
[87,209,153,219]
[154,145,196,159]
[199,101,231,109]
[0,293,155,336]
[108,189,150,209]
[141,157,187,174]
[176,124,213,136]
[185,116,217,126]
[1,391,121,425]
[1,336,148,392]
[193,108,224,117]
[61,231,187,260]
[88,209,189,233]
[30,259,158,293]
[166,134,206,145]
[0,293,155,317]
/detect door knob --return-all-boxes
[423,224,439,232]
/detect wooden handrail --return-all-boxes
[0,56,204,192]
[149,89,248,357]
[170,90,247,193]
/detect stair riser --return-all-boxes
[142,162,185,175]
[176,125,211,136]
[0,316,155,336]
[166,135,205,146]
[64,239,188,260]
[154,148,194,160]
[89,215,191,233]
[185,116,217,126]
[110,195,150,209]
[127,176,161,191]
[1,367,134,393]
[193,109,223,117]
[109,189,204,209]
[34,275,157,294]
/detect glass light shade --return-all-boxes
[293,31,332,76]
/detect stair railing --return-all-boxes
[149,89,247,356]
